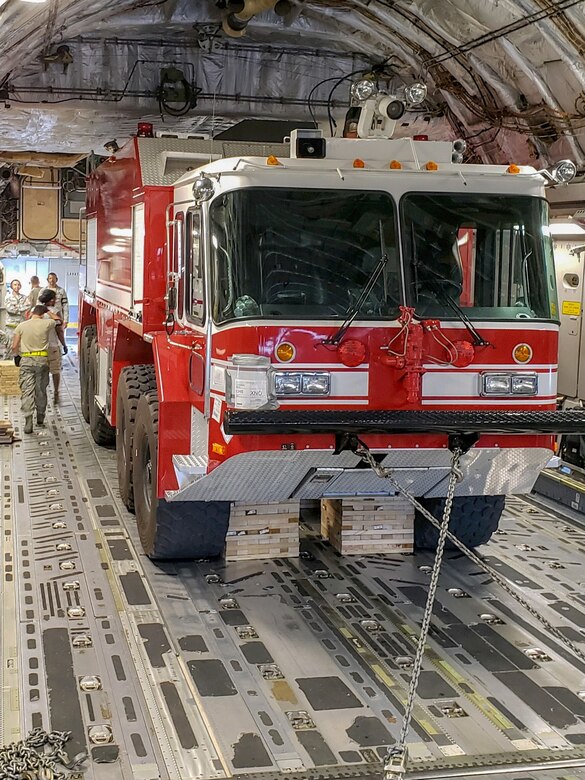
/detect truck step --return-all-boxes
[172,453,208,488]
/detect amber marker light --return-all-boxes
[389,160,402,169]
[275,342,295,362]
[353,158,366,168]
[425,161,438,171]
[507,164,521,174]
[267,155,281,166]
[513,343,532,363]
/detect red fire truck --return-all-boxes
[79,86,585,560]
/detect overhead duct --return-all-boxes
[0,151,86,168]
[222,0,279,38]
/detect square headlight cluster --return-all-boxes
[480,372,538,396]
[274,371,330,396]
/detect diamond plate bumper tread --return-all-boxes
[224,409,585,435]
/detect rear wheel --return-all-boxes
[116,364,155,512]
[415,495,505,550]
[88,339,115,446]
[79,325,95,423]
[133,391,230,559]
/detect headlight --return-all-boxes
[274,372,302,395]
[511,374,538,395]
[482,374,511,396]
[481,373,538,396]
[302,373,330,395]
[274,371,330,396]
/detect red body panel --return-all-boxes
[85,139,169,335]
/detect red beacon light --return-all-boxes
[413,134,429,141]
[338,339,367,367]
[137,122,154,138]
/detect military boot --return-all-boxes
[24,417,33,434]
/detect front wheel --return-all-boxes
[415,495,505,550]
[132,391,230,559]
[116,364,155,512]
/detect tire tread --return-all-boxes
[415,495,505,550]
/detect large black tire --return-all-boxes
[79,325,96,423]
[133,391,230,560]
[415,495,505,550]
[116,364,155,512]
[88,339,115,446]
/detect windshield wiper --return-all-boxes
[422,277,490,347]
[323,251,389,345]
[324,220,389,346]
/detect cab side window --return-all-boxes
[186,209,204,322]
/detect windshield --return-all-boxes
[210,188,399,323]
[401,193,557,321]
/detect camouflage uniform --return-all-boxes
[19,357,50,419]
[5,290,28,327]
[39,285,69,323]
[3,290,28,358]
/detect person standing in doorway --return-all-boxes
[41,273,69,331]
[11,304,59,434]
[4,279,28,356]
[38,288,67,403]
[26,275,42,310]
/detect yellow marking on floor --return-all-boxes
[339,627,353,639]
[467,693,514,731]
[371,664,395,688]
[95,530,125,612]
[417,718,440,736]
[436,659,467,686]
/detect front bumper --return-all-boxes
[224,408,585,436]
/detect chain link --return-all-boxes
[354,441,585,779]
[0,729,87,780]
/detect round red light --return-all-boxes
[338,339,367,367]
[451,340,475,367]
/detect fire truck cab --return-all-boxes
[79,97,578,560]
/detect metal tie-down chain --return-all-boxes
[0,728,88,780]
[355,443,462,779]
[353,439,585,780]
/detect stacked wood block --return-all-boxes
[225,501,300,561]
[0,361,19,396]
[321,497,414,555]
[0,420,15,445]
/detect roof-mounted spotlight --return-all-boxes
[404,82,427,106]
[541,159,577,185]
[551,159,577,183]
[351,79,377,103]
